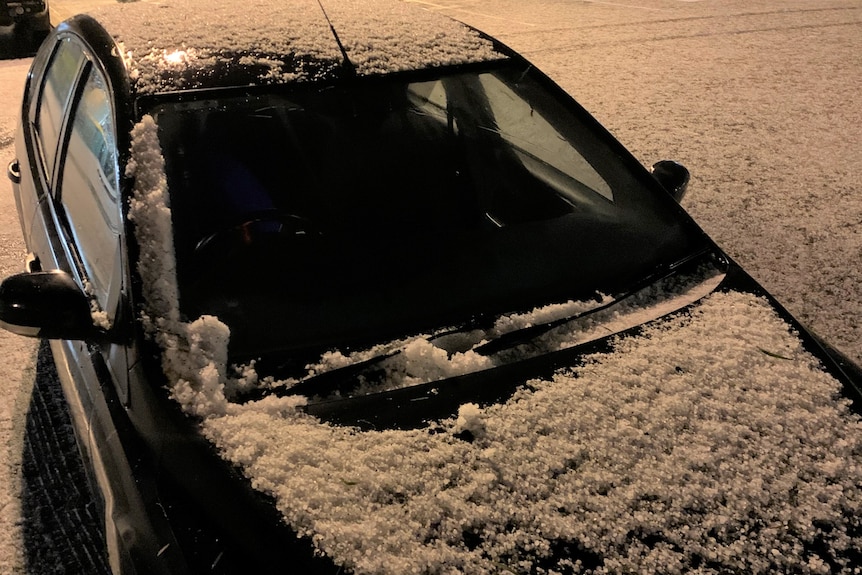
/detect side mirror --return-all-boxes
[0,270,99,340]
[651,160,690,203]
[7,160,21,185]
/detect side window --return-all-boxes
[59,65,122,323]
[35,37,85,185]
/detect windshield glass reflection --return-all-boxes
[151,62,708,365]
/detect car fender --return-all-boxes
[49,336,191,574]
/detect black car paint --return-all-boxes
[3,13,861,575]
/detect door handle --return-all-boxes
[7,160,21,185]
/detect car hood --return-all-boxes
[175,270,862,575]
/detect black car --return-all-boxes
[0,0,49,48]
[2,0,861,574]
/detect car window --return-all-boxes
[35,37,85,185]
[58,65,122,320]
[407,75,614,217]
[151,62,710,362]
[407,76,613,204]
[477,74,613,202]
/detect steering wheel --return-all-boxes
[194,210,321,255]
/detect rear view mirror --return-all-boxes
[0,270,98,340]
[651,160,690,203]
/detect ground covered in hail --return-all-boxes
[126,116,862,575]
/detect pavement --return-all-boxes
[49,0,117,25]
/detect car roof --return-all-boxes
[83,0,508,96]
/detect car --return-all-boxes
[2,0,862,574]
[0,0,50,49]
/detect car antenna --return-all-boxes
[316,0,357,78]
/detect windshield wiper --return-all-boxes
[281,349,399,399]
[246,247,717,403]
[472,247,716,356]
[471,291,631,356]
[239,313,496,403]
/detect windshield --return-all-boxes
[150,61,710,369]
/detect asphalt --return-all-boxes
[49,0,116,25]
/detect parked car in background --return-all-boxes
[2,0,861,574]
[0,0,49,49]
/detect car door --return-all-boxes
[25,31,129,395]
[22,31,140,572]
[53,41,130,394]
[23,31,127,395]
